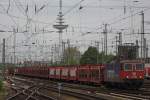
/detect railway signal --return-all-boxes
[58,83,62,99]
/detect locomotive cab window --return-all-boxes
[124,64,132,71]
[136,64,144,70]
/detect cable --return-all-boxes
[13,0,26,16]
[0,23,11,30]
[109,9,149,26]
[0,3,19,27]
[0,9,52,25]
[6,0,11,13]
[1,0,53,30]
[89,7,150,34]
[63,0,84,16]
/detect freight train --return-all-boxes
[8,60,144,89]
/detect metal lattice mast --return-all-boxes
[103,24,107,55]
[2,38,5,65]
[13,28,16,64]
[140,11,144,59]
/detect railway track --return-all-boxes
[41,85,106,100]
[141,79,150,88]
[10,76,150,100]
[7,85,56,100]
[45,83,150,100]
[5,86,18,99]
[36,78,150,99]
[107,89,150,100]
[6,78,57,100]
[10,77,107,100]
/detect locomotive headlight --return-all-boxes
[126,76,129,78]
[139,76,142,78]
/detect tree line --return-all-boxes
[55,46,115,66]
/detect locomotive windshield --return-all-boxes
[124,63,144,71]
[124,64,132,71]
[136,64,144,70]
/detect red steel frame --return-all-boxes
[61,67,69,80]
[55,67,62,80]
[49,67,56,79]
[90,65,103,84]
[68,66,77,81]
[78,65,90,82]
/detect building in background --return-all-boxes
[118,43,139,60]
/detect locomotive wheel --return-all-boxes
[124,79,144,89]
[104,82,113,89]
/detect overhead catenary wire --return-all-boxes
[13,0,27,16]
[0,0,54,33]
[84,7,150,37]
[3,0,148,34]
[63,0,84,16]
[0,0,150,62]
[6,0,11,13]
[0,10,50,24]
[0,3,19,27]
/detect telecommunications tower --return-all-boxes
[53,0,68,61]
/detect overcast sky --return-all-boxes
[0,0,150,62]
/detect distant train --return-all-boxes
[8,60,145,89]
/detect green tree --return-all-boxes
[99,52,115,63]
[98,52,105,64]
[0,64,4,70]
[80,46,99,64]
[80,46,115,64]
[62,47,81,65]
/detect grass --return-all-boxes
[0,81,3,91]
[0,80,6,100]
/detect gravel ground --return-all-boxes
[0,91,5,100]
[39,88,83,100]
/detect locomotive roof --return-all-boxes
[120,60,145,63]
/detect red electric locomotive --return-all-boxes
[104,60,145,89]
